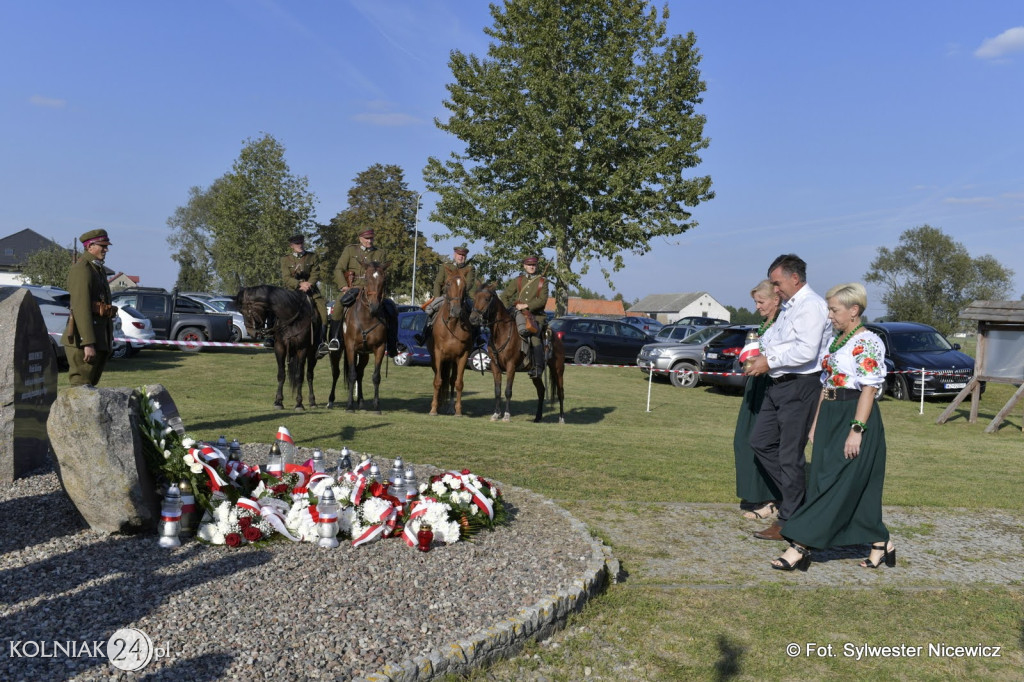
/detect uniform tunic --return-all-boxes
[432,261,476,299]
[62,251,114,386]
[281,250,327,326]
[332,243,391,322]
[782,329,890,549]
[500,271,549,345]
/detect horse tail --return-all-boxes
[287,342,303,396]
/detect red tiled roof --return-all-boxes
[544,297,625,316]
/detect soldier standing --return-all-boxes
[62,229,116,387]
[500,255,549,378]
[417,244,476,345]
[330,229,399,356]
[281,234,329,358]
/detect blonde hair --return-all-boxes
[750,279,778,300]
[826,282,867,315]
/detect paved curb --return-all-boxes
[356,487,615,682]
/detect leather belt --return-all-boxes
[822,386,861,401]
[769,373,815,385]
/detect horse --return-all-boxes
[469,284,565,423]
[327,261,389,413]
[236,285,319,411]
[427,267,474,416]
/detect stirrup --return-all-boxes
[327,339,340,352]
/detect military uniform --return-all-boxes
[281,249,328,328]
[419,253,478,346]
[62,230,116,386]
[500,261,549,376]
[432,259,476,298]
[331,235,398,356]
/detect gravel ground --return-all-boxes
[0,447,598,681]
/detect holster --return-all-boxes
[345,271,355,288]
[91,301,119,319]
[522,310,539,335]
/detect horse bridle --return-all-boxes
[471,288,516,355]
[241,289,305,340]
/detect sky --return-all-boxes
[3,1,1022,312]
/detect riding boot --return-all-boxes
[529,343,545,378]
[327,320,341,352]
[316,324,329,359]
[383,300,399,357]
[414,323,431,347]
[262,334,275,349]
[386,322,399,358]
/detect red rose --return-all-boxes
[369,481,384,498]
[243,526,262,542]
[852,345,865,355]
[833,374,847,387]
[272,484,288,494]
[225,533,242,547]
[461,469,471,475]
[238,516,252,529]
[861,357,878,372]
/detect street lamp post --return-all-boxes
[411,193,421,303]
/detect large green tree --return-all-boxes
[167,134,317,292]
[20,241,74,287]
[324,164,441,302]
[423,0,713,315]
[864,225,1014,335]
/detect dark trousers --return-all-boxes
[748,374,821,523]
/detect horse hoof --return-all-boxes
[559,417,565,424]
[294,406,305,412]
[274,404,283,411]
[429,411,438,417]
[346,408,356,413]
[502,415,511,423]
[490,414,500,422]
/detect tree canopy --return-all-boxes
[324,164,441,302]
[864,225,1014,335]
[167,134,317,292]
[423,0,713,315]
[20,241,73,288]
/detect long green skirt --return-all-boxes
[782,398,889,549]
[733,375,781,503]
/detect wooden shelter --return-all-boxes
[937,300,1024,432]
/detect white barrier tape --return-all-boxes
[48,331,266,349]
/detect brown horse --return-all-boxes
[428,267,474,416]
[236,285,319,411]
[469,284,565,423]
[327,262,388,413]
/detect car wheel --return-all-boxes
[230,325,243,343]
[891,374,910,401]
[110,342,129,360]
[669,361,699,388]
[176,326,205,353]
[393,344,409,366]
[470,349,491,371]
[573,345,596,365]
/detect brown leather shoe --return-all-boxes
[753,522,785,541]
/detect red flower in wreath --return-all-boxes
[238,516,252,529]
[461,469,471,475]
[369,481,385,498]
[832,373,848,387]
[271,484,289,494]
[243,526,262,543]
[860,357,879,372]
[225,533,242,547]
[852,344,865,356]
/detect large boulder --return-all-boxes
[47,386,160,533]
[0,288,58,482]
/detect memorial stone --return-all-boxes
[0,288,58,482]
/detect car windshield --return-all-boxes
[680,327,721,345]
[121,305,145,318]
[208,299,238,312]
[889,331,954,353]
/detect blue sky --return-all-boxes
[3,1,1022,311]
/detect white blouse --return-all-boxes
[820,329,886,394]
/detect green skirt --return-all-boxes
[782,398,888,549]
[733,375,781,503]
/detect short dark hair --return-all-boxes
[768,254,807,283]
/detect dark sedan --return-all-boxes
[865,322,982,400]
[550,316,654,365]
[700,325,758,393]
[394,310,490,370]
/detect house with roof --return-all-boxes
[108,272,140,291]
[0,229,70,286]
[629,291,730,324]
[544,297,626,317]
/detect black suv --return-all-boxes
[865,322,981,400]
[701,325,758,393]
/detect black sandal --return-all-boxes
[771,542,810,572]
[860,542,896,569]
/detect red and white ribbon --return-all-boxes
[401,498,436,547]
[738,340,760,365]
[276,426,294,445]
[351,499,399,548]
[448,471,494,520]
[188,447,227,492]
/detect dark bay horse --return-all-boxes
[236,285,319,410]
[428,267,473,416]
[327,262,388,412]
[469,284,565,423]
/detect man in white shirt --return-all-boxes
[744,254,832,541]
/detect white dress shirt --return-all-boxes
[759,283,831,377]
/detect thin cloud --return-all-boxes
[351,111,422,127]
[974,26,1024,59]
[29,95,67,109]
[942,196,995,205]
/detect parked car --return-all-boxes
[110,315,129,360]
[701,325,758,393]
[550,316,654,365]
[1,284,71,370]
[113,304,156,357]
[865,322,982,400]
[111,287,233,351]
[621,316,664,335]
[653,323,701,342]
[674,315,730,328]
[181,295,250,342]
[636,325,727,388]
[394,309,490,371]
[207,296,240,313]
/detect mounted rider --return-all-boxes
[329,228,399,357]
[281,234,329,358]
[499,255,549,378]
[416,244,477,346]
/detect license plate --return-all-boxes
[944,382,967,390]
[706,352,718,359]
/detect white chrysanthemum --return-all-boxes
[467,474,480,487]
[197,522,225,545]
[182,453,203,474]
[182,437,196,449]
[470,505,478,516]
[431,481,447,496]
[418,482,428,493]
[338,506,354,535]
[361,496,392,522]
[432,520,462,544]
[442,474,460,489]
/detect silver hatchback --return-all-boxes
[637,325,725,388]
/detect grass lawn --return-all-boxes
[79,348,1023,680]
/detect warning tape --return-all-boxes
[50,332,266,350]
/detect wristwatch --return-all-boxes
[850,420,866,434]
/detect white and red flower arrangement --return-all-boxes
[137,387,506,551]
